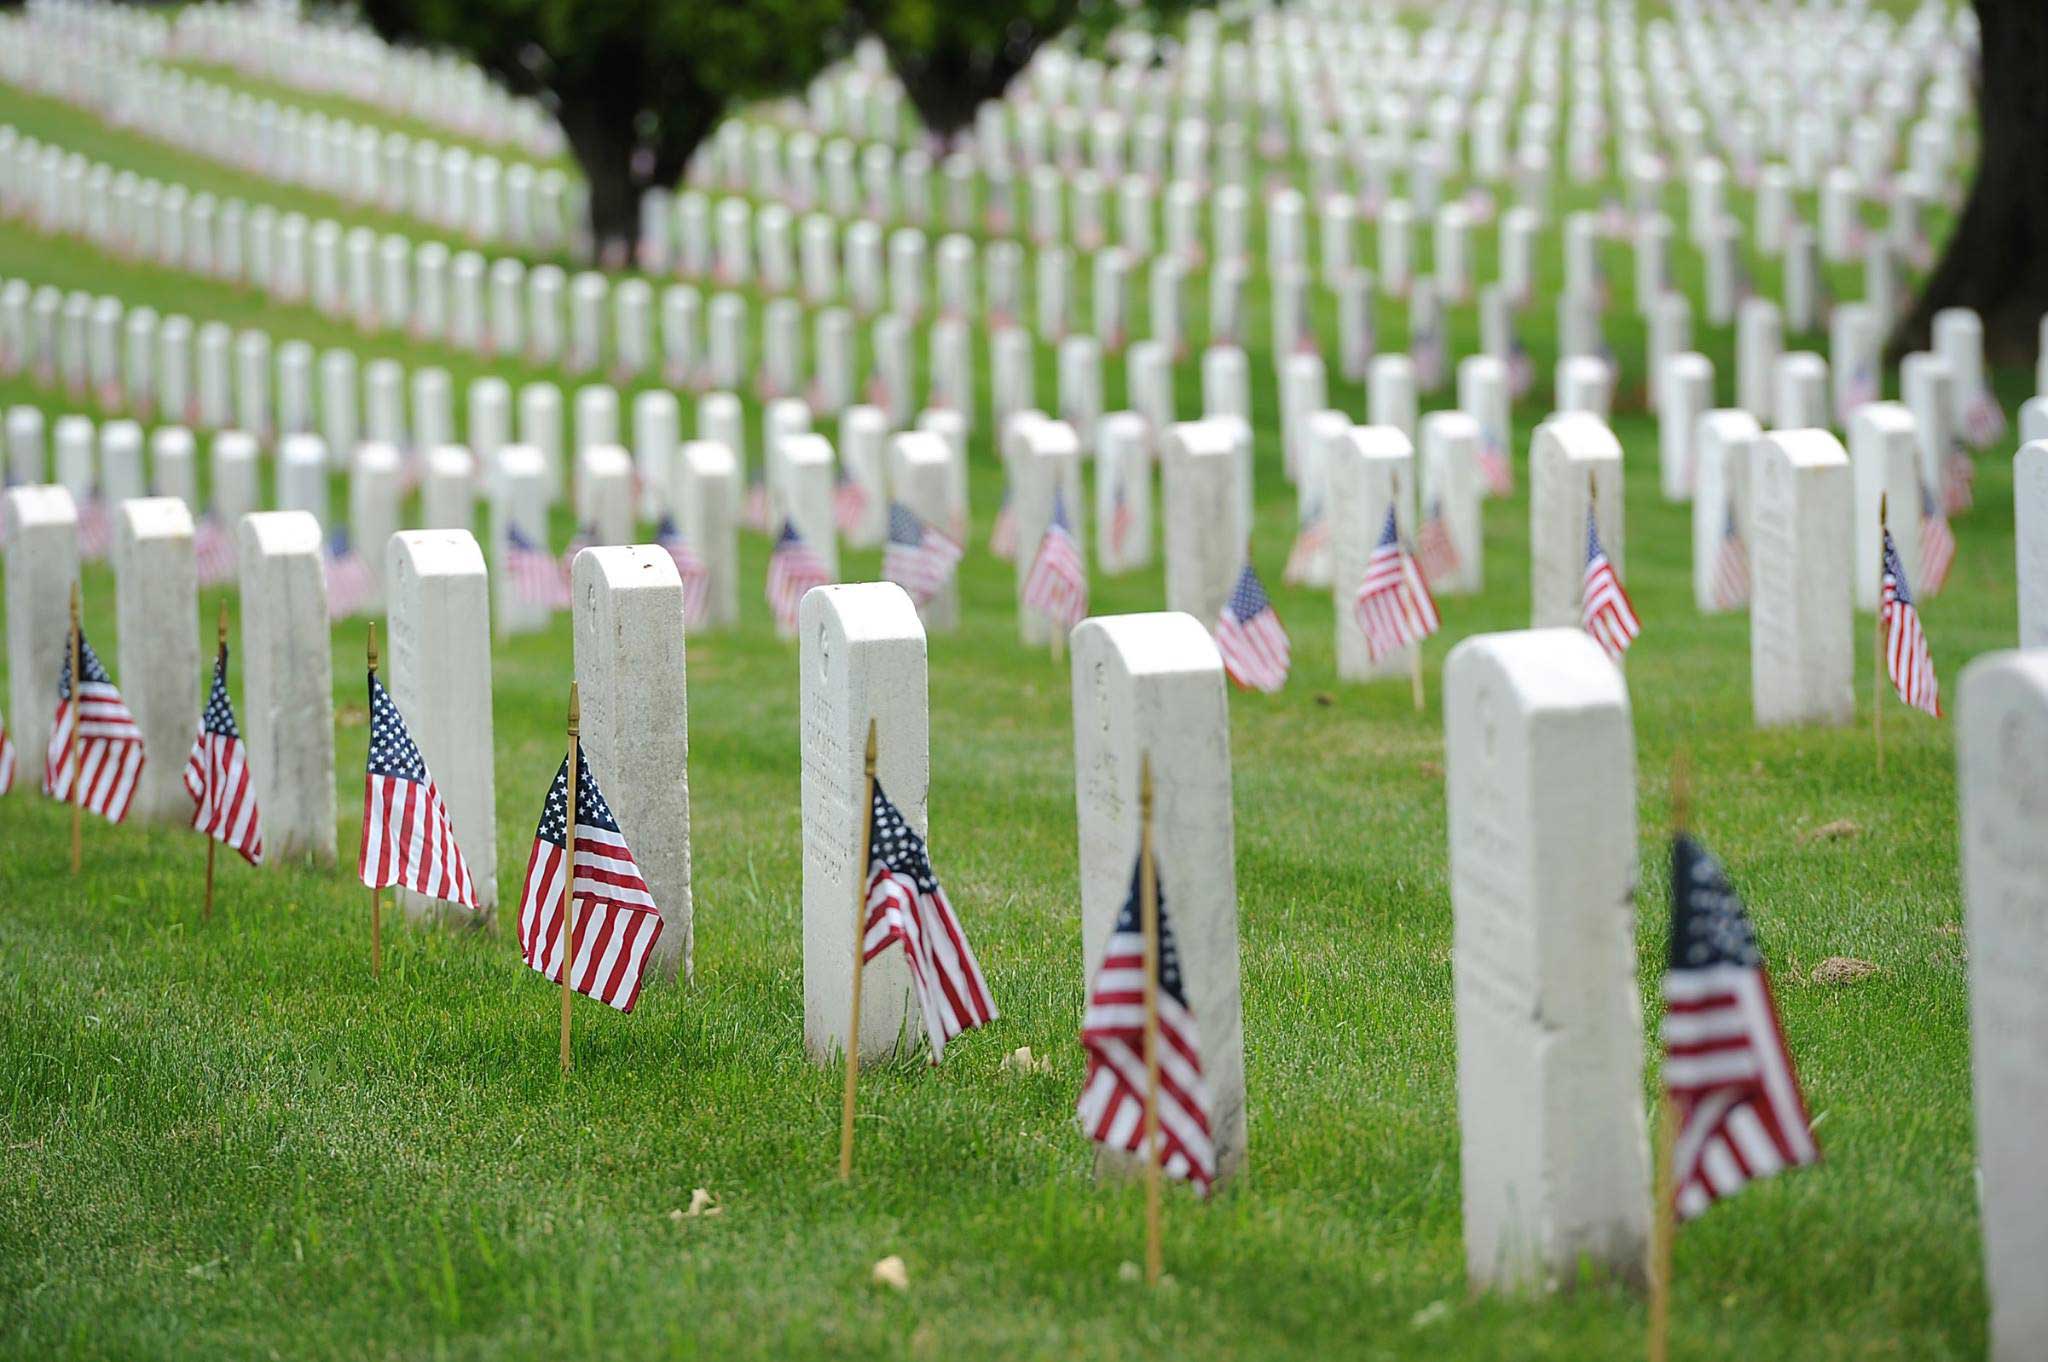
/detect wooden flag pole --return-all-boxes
[1650,753,1690,1362]
[1874,493,1887,776]
[561,682,581,1074]
[203,599,228,922]
[367,622,383,978]
[68,583,82,875]
[1138,754,1165,1286]
[838,718,879,1181]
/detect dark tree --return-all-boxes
[356,0,849,264]
[1893,0,2048,364]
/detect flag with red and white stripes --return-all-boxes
[325,531,377,621]
[359,672,478,911]
[1941,449,1974,516]
[76,496,111,563]
[1918,482,1955,596]
[767,519,833,634]
[1711,506,1751,610]
[862,777,997,1062]
[1283,507,1329,586]
[43,629,145,822]
[655,517,712,628]
[1663,833,1818,1221]
[517,748,664,1013]
[1581,509,1642,660]
[193,514,238,587]
[1077,852,1217,1195]
[1881,527,1940,717]
[989,491,1018,560]
[1022,491,1089,632]
[1352,507,1440,663]
[507,525,573,612]
[833,474,870,537]
[1477,427,1515,497]
[182,647,263,865]
[1414,499,1462,589]
[1962,391,2007,450]
[1214,562,1291,693]
[0,709,16,794]
[1109,480,1136,558]
[882,502,962,606]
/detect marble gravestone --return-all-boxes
[114,497,199,824]
[1444,627,1649,1294]
[4,485,80,773]
[677,440,740,631]
[237,511,336,864]
[1161,420,1245,629]
[1530,414,1623,629]
[1850,403,1925,614]
[1749,432,1854,728]
[572,545,695,983]
[2020,442,2046,649]
[1330,424,1417,682]
[1070,611,1246,1187]
[800,581,927,1065]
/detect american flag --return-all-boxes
[43,629,145,822]
[517,749,663,1013]
[1021,490,1088,633]
[1581,509,1642,660]
[1477,430,1515,497]
[1352,507,1440,664]
[767,518,833,634]
[1881,527,1940,717]
[882,502,961,606]
[1076,853,1217,1195]
[1663,833,1818,1221]
[1506,334,1535,399]
[325,530,377,621]
[1962,391,2007,449]
[1214,562,1291,693]
[507,525,572,611]
[1919,482,1955,596]
[862,777,997,1062]
[193,514,237,587]
[1109,480,1135,558]
[654,517,712,628]
[1712,506,1750,610]
[359,672,478,910]
[989,490,1017,560]
[0,709,16,793]
[182,647,263,864]
[1283,507,1329,586]
[1940,449,1974,517]
[833,473,870,537]
[1414,499,1462,588]
[77,496,111,562]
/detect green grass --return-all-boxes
[0,33,2017,1362]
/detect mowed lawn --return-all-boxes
[0,55,2018,1361]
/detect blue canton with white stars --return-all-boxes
[202,651,240,739]
[1670,834,1762,971]
[1226,564,1272,622]
[1115,859,1189,1008]
[365,673,428,781]
[1882,531,1917,607]
[59,632,114,698]
[534,753,623,849]
[887,502,924,548]
[868,779,938,891]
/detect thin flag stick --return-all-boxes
[1874,493,1887,776]
[367,622,382,978]
[838,718,878,1181]
[203,599,227,922]
[1139,755,1164,1286]
[1650,753,1691,1362]
[561,682,581,1074]
[68,582,82,874]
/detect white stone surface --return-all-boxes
[1749,432,1854,728]
[1444,627,1648,1293]
[1530,414,1623,629]
[887,432,960,631]
[278,433,330,526]
[1161,420,1244,629]
[1331,424,1417,681]
[422,445,476,533]
[1008,418,1084,645]
[678,440,740,630]
[1772,352,1831,431]
[1659,353,1712,502]
[386,530,496,917]
[1850,403,1925,613]
[1070,612,1245,1187]
[839,405,891,548]
[237,511,335,863]
[489,444,554,637]
[575,444,636,545]
[1957,649,2048,1362]
[572,545,693,982]
[4,486,79,773]
[2021,443,2047,648]
[350,443,403,606]
[114,497,198,823]
[800,582,926,1064]
[1420,410,1484,595]
[150,427,197,510]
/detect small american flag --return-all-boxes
[989,490,1017,560]
[1506,334,1535,399]
[1881,527,1940,717]
[182,647,263,864]
[1919,482,1955,596]
[1022,490,1088,633]
[1961,391,2007,450]
[767,518,832,634]
[882,502,961,606]
[325,531,377,621]
[1283,508,1329,586]
[507,526,572,611]
[193,514,237,586]
[1477,431,1515,497]
[654,517,712,628]
[1352,507,1440,664]
[1214,562,1290,693]
[1076,853,1217,1195]
[1580,509,1642,660]
[742,479,772,533]
[862,777,997,1062]
[359,672,478,910]
[77,496,111,563]
[0,709,16,793]
[517,749,663,1013]
[43,629,145,822]
[1940,449,1974,516]
[832,474,870,537]
[1664,833,1818,1221]
[1414,499,1462,588]
[1711,506,1751,610]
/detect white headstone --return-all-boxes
[489,445,554,637]
[1660,353,1713,501]
[1420,410,1484,594]
[1009,419,1085,646]
[237,511,336,863]
[2020,443,2047,649]
[1850,403,1927,613]
[1331,424,1418,681]
[1161,420,1245,628]
[677,440,739,631]
[278,434,330,527]
[4,485,79,771]
[1749,431,1854,727]
[1530,415,1623,628]
[1094,411,1153,575]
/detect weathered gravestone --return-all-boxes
[1331,424,1416,682]
[1162,420,1245,629]
[237,511,336,863]
[1530,414,1623,629]
[677,440,740,631]
[1749,431,1854,728]
[114,497,198,823]
[4,486,79,774]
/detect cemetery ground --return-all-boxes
[0,65,2016,1362]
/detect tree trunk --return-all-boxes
[1891,0,2048,364]
[557,99,644,269]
